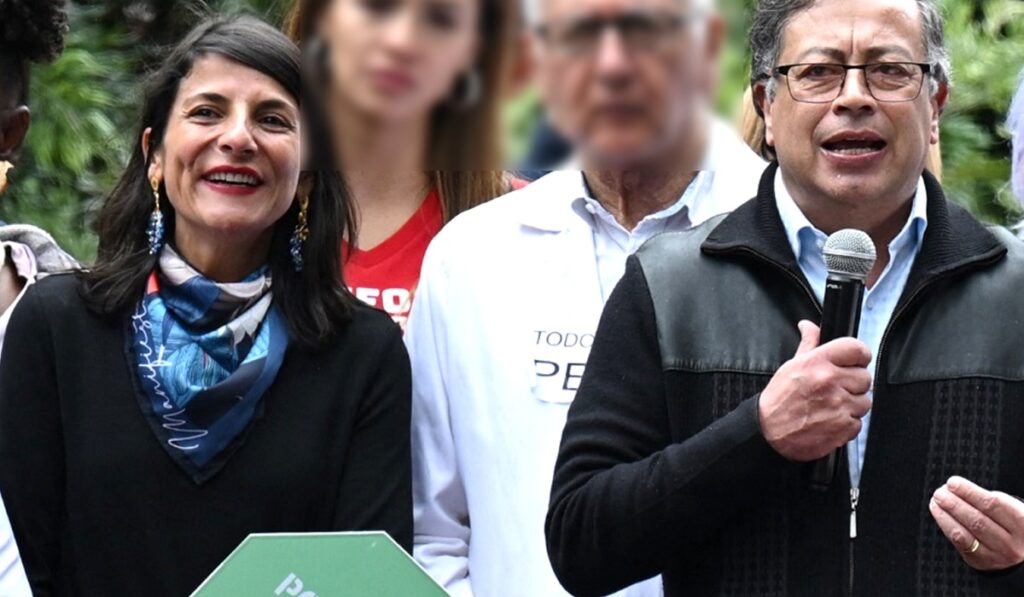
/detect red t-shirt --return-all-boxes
[343,190,443,330]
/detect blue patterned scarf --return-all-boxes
[130,246,289,484]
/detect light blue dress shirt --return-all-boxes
[774,170,928,488]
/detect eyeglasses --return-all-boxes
[773,62,933,103]
[535,11,699,58]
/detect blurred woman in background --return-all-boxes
[285,0,522,329]
[0,16,411,596]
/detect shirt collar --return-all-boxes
[774,168,929,264]
[514,170,587,232]
[521,116,766,233]
[569,171,711,231]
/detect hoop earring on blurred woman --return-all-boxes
[452,69,482,110]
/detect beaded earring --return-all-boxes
[147,177,165,255]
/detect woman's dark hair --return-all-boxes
[80,15,359,349]
[0,0,68,106]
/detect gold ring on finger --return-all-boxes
[967,539,981,554]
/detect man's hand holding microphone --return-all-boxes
[758,320,872,463]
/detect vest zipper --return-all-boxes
[849,487,859,595]
[841,251,1004,596]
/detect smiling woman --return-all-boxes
[0,15,412,597]
[143,53,303,282]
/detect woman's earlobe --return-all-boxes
[147,156,165,187]
[297,174,314,200]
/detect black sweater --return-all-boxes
[547,165,1024,596]
[0,274,412,596]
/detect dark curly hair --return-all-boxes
[0,0,69,105]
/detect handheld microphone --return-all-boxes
[809,229,877,491]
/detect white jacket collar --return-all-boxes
[515,118,765,233]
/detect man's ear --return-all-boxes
[930,82,949,145]
[699,13,726,99]
[753,82,775,149]
[0,106,31,162]
[704,13,725,64]
[505,31,535,99]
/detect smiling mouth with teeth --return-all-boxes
[204,172,263,187]
[823,139,888,155]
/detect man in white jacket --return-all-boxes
[406,0,765,594]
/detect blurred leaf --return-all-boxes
[0,0,286,263]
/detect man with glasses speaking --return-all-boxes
[406,0,764,595]
[547,0,1024,595]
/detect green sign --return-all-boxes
[191,532,449,597]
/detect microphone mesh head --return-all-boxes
[823,229,876,280]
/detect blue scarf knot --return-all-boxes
[130,246,289,484]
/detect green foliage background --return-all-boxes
[712,0,1024,224]
[2,0,287,261]
[5,0,1024,262]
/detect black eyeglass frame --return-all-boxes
[772,62,934,103]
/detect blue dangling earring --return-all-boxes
[147,176,165,255]
[289,194,310,272]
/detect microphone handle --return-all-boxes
[809,277,865,492]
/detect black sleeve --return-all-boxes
[332,323,413,553]
[0,285,65,596]
[546,256,793,596]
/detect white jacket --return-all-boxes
[407,121,766,596]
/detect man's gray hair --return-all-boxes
[523,0,715,27]
[1010,69,1024,205]
[749,0,952,100]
